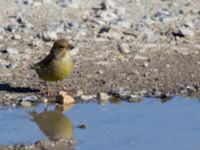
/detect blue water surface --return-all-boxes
[0,96,200,150]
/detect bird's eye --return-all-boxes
[59,45,65,48]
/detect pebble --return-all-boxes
[4,47,19,55]
[81,95,96,101]
[41,31,58,41]
[179,27,194,37]
[0,26,5,39]
[19,100,32,107]
[96,92,110,102]
[134,54,148,60]
[100,11,118,22]
[109,87,126,98]
[186,85,197,92]
[56,91,75,105]
[76,90,83,97]
[128,95,142,102]
[11,34,21,40]
[67,20,79,29]
[7,24,17,32]
[22,95,38,102]
[77,124,88,129]
[100,0,116,10]
[70,47,79,56]
[7,63,18,69]
[118,43,130,54]
[47,22,65,33]
[143,62,149,68]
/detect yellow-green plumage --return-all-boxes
[31,39,73,82]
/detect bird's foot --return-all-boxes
[42,87,53,97]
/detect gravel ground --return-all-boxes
[1,0,200,148]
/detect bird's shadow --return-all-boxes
[0,83,40,93]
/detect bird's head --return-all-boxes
[51,39,74,54]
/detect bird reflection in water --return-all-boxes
[29,104,74,140]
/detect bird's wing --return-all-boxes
[30,53,54,71]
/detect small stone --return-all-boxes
[0,26,5,39]
[134,54,148,60]
[97,92,110,102]
[7,63,17,69]
[179,27,194,37]
[71,47,79,56]
[100,0,116,10]
[7,24,17,32]
[22,95,38,102]
[166,64,170,68]
[116,20,132,28]
[118,43,130,54]
[67,20,79,29]
[186,85,196,92]
[100,11,118,22]
[81,95,96,101]
[47,22,65,33]
[56,91,75,105]
[77,124,88,129]
[128,95,142,102]
[41,31,58,41]
[12,34,21,40]
[19,100,32,107]
[109,87,124,97]
[119,91,131,99]
[16,12,23,23]
[43,98,48,103]
[4,47,19,55]
[21,21,33,29]
[143,62,149,68]
[76,90,83,97]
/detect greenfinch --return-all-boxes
[31,39,74,95]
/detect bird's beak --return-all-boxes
[69,44,74,50]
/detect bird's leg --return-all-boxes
[57,81,75,93]
[44,81,53,97]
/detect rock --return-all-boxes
[7,63,17,69]
[109,87,124,95]
[19,100,32,107]
[81,95,96,101]
[47,22,65,33]
[144,29,160,42]
[186,85,197,92]
[128,95,142,102]
[4,47,19,55]
[67,20,79,29]
[11,34,21,40]
[0,26,5,39]
[71,47,79,56]
[100,0,116,10]
[97,92,110,102]
[7,24,17,32]
[18,95,38,108]
[22,95,38,102]
[56,91,75,105]
[76,90,83,97]
[134,54,148,60]
[100,11,118,22]
[113,20,132,29]
[118,43,130,54]
[143,62,149,68]
[21,21,33,29]
[77,124,88,129]
[40,31,58,41]
[16,12,23,23]
[179,27,194,37]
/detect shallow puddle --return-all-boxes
[0,96,200,149]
